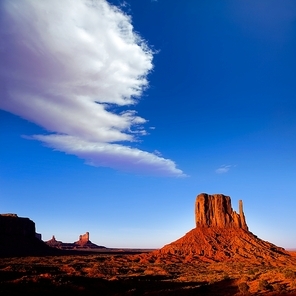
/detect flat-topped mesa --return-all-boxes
[0,213,50,255]
[195,193,248,230]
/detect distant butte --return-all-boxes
[46,232,106,250]
[75,232,91,246]
[74,231,104,249]
[46,235,62,247]
[145,193,291,264]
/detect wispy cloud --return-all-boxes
[215,165,235,174]
[0,0,184,177]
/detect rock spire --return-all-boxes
[77,232,90,245]
[195,193,248,230]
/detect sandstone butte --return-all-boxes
[46,232,105,250]
[144,193,292,264]
[0,213,105,255]
[0,213,50,256]
[74,231,104,248]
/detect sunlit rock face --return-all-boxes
[74,232,105,249]
[195,193,248,230]
[76,232,90,246]
[145,193,290,263]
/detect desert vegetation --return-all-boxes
[2,252,296,295]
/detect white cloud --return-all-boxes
[215,165,234,174]
[30,134,184,176]
[0,0,185,177]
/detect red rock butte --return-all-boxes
[146,193,291,264]
[46,232,106,250]
[0,213,50,256]
[195,193,248,230]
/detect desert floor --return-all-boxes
[1,250,296,295]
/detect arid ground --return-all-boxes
[1,250,296,296]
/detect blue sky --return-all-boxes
[1,0,296,248]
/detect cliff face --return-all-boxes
[195,193,248,230]
[0,214,49,256]
[0,214,36,241]
[76,232,90,246]
[74,232,105,249]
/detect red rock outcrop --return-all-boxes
[76,232,90,246]
[74,232,105,249]
[145,193,291,264]
[195,193,248,230]
[46,235,62,247]
[156,227,289,263]
[46,232,106,250]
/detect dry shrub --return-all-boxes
[247,268,259,275]
[284,269,296,280]
[238,282,250,295]
[223,273,230,280]
[258,279,273,291]
[273,283,286,293]
[240,275,250,282]
[290,280,296,289]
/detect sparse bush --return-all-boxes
[238,282,250,295]
[284,269,296,280]
[290,280,296,289]
[248,269,255,275]
[248,268,259,275]
[258,279,273,291]
[223,273,230,280]
[240,275,250,283]
[273,283,286,293]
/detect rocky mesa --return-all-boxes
[0,214,50,256]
